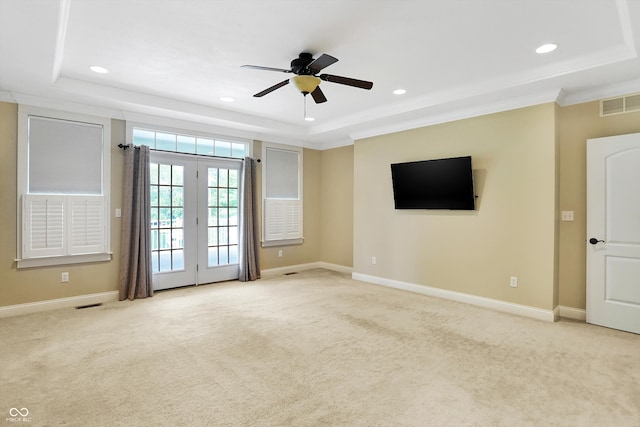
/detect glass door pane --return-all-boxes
[206,167,239,267]
[150,163,185,272]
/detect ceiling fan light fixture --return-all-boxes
[291,75,321,94]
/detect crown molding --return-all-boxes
[51,0,70,84]
[558,77,640,106]
[349,89,563,142]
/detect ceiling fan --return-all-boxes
[241,52,373,104]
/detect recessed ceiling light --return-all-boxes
[304,117,315,122]
[89,65,109,74]
[536,43,557,54]
[393,89,407,95]
[220,97,234,102]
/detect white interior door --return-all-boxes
[587,132,640,334]
[150,152,241,290]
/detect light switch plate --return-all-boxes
[561,211,574,221]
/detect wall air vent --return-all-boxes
[601,93,640,117]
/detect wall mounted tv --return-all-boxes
[390,156,476,210]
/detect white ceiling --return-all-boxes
[1,0,640,149]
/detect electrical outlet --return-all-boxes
[278,250,283,258]
[510,276,518,288]
[61,272,69,283]
[372,256,377,265]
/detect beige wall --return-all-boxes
[0,102,124,306]
[557,101,640,309]
[319,146,354,268]
[353,104,558,310]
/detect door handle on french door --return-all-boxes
[589,238,605,245]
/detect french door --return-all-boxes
[150,151,241,290]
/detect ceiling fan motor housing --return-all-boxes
[291,52,315,75]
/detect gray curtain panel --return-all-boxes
[239,157,261,281]
[119,145,153,300]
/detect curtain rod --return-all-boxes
[117,144,261,162]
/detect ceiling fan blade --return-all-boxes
[241,65,292,73]
[308,54,338,74]
[254,79,290,97]
[319,74,373,90]
[310,86,327,104]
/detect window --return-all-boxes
[129,125,247,159]
[262,143,303,246]
[17,106,111,268]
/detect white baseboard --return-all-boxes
[352,272,556,322]
[317,262,354,274]
[261,262,353,278]
[0,291,119,318]
[557,305,587,321]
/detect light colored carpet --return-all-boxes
[1,269,639,426]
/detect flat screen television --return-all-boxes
[390,156,475,210]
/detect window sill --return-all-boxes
[261,238,304,248]
[16,253,112,269]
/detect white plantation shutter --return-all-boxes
[23,195,105,258]
[264,199,302,241]
[285,200,302,237]
[264,199,284,241]
[69,196,105,254]
[24,195,65,258]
